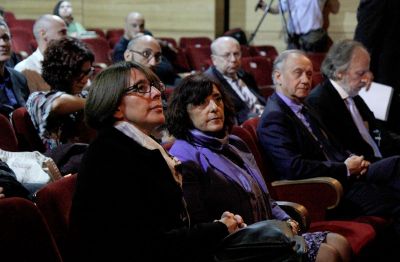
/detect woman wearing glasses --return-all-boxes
[26,37,94,151]
[68,61,245,261]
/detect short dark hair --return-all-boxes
[166,73,235,140]
[85,61,160,129]
[42,37,94,92]
[53,1,65,17]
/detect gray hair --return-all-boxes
[272,49,306,85]
[210,36,239,55]
[321,39,367,80]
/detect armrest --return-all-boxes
[277,201,310,233]
[271,177,343,222]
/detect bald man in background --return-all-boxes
[124,34,180,86]
[14,14,67,92]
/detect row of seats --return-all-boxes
[231,117,396,259]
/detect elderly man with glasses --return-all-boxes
[204,36,265,124]
[124,34,180,86]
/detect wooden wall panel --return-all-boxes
[2,0,359,51]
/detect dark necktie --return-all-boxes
[301,106,343,161]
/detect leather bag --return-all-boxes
[214,220,307,262]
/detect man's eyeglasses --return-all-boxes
[124,81,166,95]
[214,52,242,60]
[128,49,162,64]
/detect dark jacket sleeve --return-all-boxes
[0,160,30,199]
[257,101,348,184]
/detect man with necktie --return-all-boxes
[257,49,400,240]
[306,39,400,162]
[204,36,266,124]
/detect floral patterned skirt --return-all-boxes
[302,231,329,262]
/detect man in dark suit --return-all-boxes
[257,49,400,238]
[204,36,265,124]
[307,39,400,162]
[0,20,30,117]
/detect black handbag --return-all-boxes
[214,220,307,262]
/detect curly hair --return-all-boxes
[166,73,235,140]
[42,37,94,93]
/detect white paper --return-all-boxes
[358,82,393,121]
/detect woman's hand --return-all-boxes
[286,219,300,235]
[218,211,247,233]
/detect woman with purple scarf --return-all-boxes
[166,73,352,262]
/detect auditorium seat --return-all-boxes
[11,107,46,153]
[306,52,327,72]
[179,36,212,49]
[35,174,77,260]
[106,28,124,40]
[0,112,19,151]
[0,197,63,262]
[241,56,273,87]
[82,37,112,68]
[185,46,212,72]
[249,45,279,62]
[10,27,34,59]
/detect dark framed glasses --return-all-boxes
[125,81,166,95]
[128,49,162,64]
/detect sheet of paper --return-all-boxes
[358,82,393,121]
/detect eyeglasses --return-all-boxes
[124,81,166,95]
[128,49,162,64]
[79,66,95,79]
[214,52,242,60]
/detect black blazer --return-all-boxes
[68,126,228,261]
[204,66,266,124]
[0,67,29,115]
[306,79,400,161]
[257,92,348,186]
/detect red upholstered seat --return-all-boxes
[179,36,212,49]
[11,107,46,152]
[249,45,279,62]
[106,28,124,40]
[0,113,18,151]
[310,220,375,255]
[0,197,62,262]
[81,37,112,67]
[185,46,212,72]
[35,174,77,260]
[241,56,273,87]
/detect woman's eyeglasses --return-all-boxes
[124,82,166,95]
[128,49,162,64]
[79,66,95,79]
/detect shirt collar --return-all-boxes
[330,79,349,100]
[276,91,303,114]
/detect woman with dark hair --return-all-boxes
[166,73,352,262]
[26,37,94,150]
[68,61,245,261]
[53,0,86,38]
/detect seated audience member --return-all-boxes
[53,0,86,38]
[257,49,400,240]
[0,20,30,117]
[204,36,265,124]
[0,159,30,199]
[68,61,245,261]
[306,39,400,161]
[14,14,67,92]
[26,37,94,151]
[166,73,352,262]
[124,34,180,86]
[113,11,152,63]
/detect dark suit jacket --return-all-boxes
[257,92,348,186]
[204,66,266,124]
[0,67,29,115]
[306,79,400,161]
[68,126,228,262]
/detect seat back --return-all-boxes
[241,56,273,87]
[249,45,279,62]
[185,46,212,72]
[306,52,327,72]
[10,27,35,59]
[0,113,18,151]
[106,28,124,40]
[35,174,77,259]
[11,107,46,153]
[0,197,63,262]
[179,36,212,49]
[82,37,112,67]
